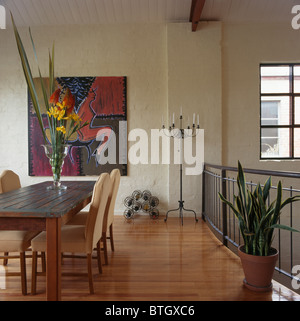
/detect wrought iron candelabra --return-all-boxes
[162,110,199,225]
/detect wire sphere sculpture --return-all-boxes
[132,190,142,201]
[124,196,134,208]
[149,208,159,220]
[123,189,159,220]
[142,190,152,201]
[149,196,159,208]
[124,208,134,220]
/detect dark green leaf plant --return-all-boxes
[218,161,300,256]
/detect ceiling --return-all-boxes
[0,0,298,28]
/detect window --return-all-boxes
[260,64,300,159]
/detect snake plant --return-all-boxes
[218,161,300,256]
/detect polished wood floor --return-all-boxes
[0,215,299,301]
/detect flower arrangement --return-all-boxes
[47,87,88,144]
[11,13,88,189]
[11,13,88,146]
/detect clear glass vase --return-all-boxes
[42,144,70,190]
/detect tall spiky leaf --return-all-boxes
[11,13,47,142]
[49,43,55,97]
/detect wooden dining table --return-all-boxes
[0,180,95,301]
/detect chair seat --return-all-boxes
[68,211,113,233]
[31,225,89,253]
[0,231,39,252]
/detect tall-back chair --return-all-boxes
[66,169,121,265]
[31,173,111,295]
[1,170,22,265]
[102,169,121,264]
[0,170,39,295]
[0,170,21,193]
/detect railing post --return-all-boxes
[201,164,206,221]
[221,169,228,247]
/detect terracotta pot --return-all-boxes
[238,245,279,292]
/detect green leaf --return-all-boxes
[29,28,51,113]
[272,180,282,224]
[218,192,239,217]
[11,13,47,143]
[237,161,247,206]
[49,43,55,97]
[267,224,300,233]
[262,176,271,202]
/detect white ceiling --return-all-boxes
[0,0,298,27]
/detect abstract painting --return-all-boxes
[28,76,127,176]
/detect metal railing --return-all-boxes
[202,163,300,294]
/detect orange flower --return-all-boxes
[62,88,75,116]
[49,88,61,105]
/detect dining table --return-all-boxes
[0,180,95,301]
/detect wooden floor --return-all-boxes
[0,215,299,301]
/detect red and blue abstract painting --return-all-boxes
[28,76,127,176]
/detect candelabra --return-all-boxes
[162,110,199,225]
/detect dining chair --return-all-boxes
[0,231,40,295]
[0,170,21,265]
[66,169,121,265]
[0,170,40,295]
[31,173,111,295]
[0,170,21,193]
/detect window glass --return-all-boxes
[261,98,289,126]
[260,64,300,159]
[261,66,290,94]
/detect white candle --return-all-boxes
[173,113,175,124]
[193,113,195,125]
[197,114,199,126]
[162,115,164,127]
[180,107,182,116]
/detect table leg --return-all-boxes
[46,218,61,301]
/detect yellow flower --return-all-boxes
[70,113,82,122]
[56,101,66,110]
[56,126,66,134]
[57,108,68,121]
[47,106,60,118]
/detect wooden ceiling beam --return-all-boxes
[189,0,206,32]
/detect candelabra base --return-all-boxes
[164,200,198,225]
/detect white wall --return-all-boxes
[1,18,300,216]
[222,22,300,174]
[0,23,169,214]
[167,22,222,212]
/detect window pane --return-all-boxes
[261,128,289,158]
[261,96,289,125]
[295,97,300,124]
[294,128,300,157]
[294,66,300,93]
[261,66,290,94]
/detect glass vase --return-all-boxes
[42,144,70,190]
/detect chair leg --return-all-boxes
[102,232,108,265]
[87,253,94,294]
[109,224,115,252]
[96,241,103,274]
[20,252,27,295]
[31,251,38,295]
[3,252,8,266]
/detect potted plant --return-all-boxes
[218,161,300,292]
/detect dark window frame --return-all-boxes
[260,63,300,160]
